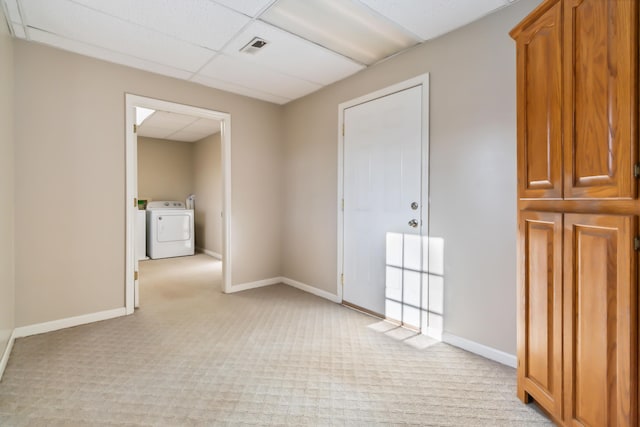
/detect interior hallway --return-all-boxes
[0,255,551,425]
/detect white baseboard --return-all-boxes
[14,307,127,339]
[229,276,341,304]
[196,247,222,260]
[281,277,341,303]
[442,332,517,368]
[0,330,16,381]
[229,277,282,293]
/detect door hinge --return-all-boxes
[634,163,640,178]
[634,237,640,251]
[134,197,138,208]
[134,271,139,280]
[341,273,344,285]
[341,198,344,211]
[342,124,345,136]
[133,124,138,133]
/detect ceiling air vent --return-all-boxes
[240,37,269,55]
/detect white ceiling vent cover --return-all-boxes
[240,37,269,54]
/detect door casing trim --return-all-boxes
[124,94,232,314]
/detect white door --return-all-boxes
[343,85,423,322]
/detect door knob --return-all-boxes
[408,219,419,228]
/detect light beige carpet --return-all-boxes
[0,254,552,426]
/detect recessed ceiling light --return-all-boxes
[261,0,420,65]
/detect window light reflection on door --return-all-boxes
[385,232,444,340]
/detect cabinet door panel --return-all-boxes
[563,0,638,199]
[516,1,563,199]
[517,211,563,418]
[564,213,637,427]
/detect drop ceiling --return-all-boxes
[137,110,221,143]
[2,0,517,105]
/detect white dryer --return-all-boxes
[146,201,195,259]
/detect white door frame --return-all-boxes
[125,94,232,314]
[337,74,430,304]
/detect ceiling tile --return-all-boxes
[192,74,291,105]
[72,0,250,51]
[225,21,364,86]
[136,126,173,139]
[21,0,215,72]
[167,130,211,142]
[3,0,22,23]
[28,28,194,80]
[212,0,275,17]
[183,118,221,135]
[138,112,220,141]
[198,54,322,100]
[142,111,198,129]
[12,23,26,38]
[357,0,508,40]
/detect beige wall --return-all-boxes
[194,133,222,255]
[10,1,537,356]
[0,9,15,357]
[14,41,283,326]
[137,136,194,203]
[281,0,541,354]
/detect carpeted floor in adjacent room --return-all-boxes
[0,254,552,426]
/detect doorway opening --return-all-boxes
[125,94,232,314]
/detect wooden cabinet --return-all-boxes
[516,0,638,201]
[511,1,638,426]
[515,1,563,200]
[564,214,637,426]
[563,0,637,200]
[517,211,563,416]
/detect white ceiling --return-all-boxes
[2,0,517,105]
[137,110,221,142]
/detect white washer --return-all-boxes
[146,201,195,259]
